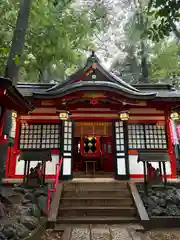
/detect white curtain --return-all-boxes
[170,120,179,145]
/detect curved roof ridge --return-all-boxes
[57,81,156,96]
[33,81,156,100]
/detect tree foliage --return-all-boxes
[149,40,180,81]
[0,0,109,82]
[110,1,151,83]
[110,1,180,85]
[147,0,180,42]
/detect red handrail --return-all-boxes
[46,156,63,216]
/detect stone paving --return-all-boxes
[69,225,180,240]
[41,224,180,240]
[42,224,144,240]
[69,224,143,240]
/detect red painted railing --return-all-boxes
[46,156,63,216]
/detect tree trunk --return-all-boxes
[140,40,149,83]
[4,0,32,84]
[38,67,52,83]
[2,0,32,184]
[169,20,180,41]
[137,0,149,83]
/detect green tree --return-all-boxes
[149,40,180,82]
[0,0,19,77]
[147,0,180,41]
[0,0,108,83]
[110,1,151,83]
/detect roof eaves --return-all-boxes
[33,81,157,100]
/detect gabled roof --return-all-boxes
[32,53,157,100]
[0,77,34,113]
[16,53,180,102]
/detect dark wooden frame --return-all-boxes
[113,120,129,180]
[60,120,74,180]
[137,151,169,187]
[18,150,52,185]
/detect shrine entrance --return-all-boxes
[73,121,114,177]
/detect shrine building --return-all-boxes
[0,77,33,142]
[4,54,180,180]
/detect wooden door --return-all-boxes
[102,137,114,172]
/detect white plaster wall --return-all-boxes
[15,154,59,175]
[62,152,72,175]
[62,158,71,175]
[129,155,144,175]
[129,155,172,175]
[117,158,126,175]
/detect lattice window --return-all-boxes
[19,123,60,149]
[145,124,167,149]
[128,124,167,149]
[128,124,145,149]
[115,121,124,151]
[63,121,72,152]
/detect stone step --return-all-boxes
[63,182,128,191]
[73,173,114,178]
[56,216,139,225]
[63,189,131,198]
[60,197,134,206]
[58,206,137,217]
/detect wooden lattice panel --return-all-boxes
[128,124,167,150]
[74,122,112,137]
[19,123,60,149]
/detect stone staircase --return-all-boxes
[56,180,140,226]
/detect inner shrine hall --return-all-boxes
[4,53,180,180]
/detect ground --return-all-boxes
[1,184,180,240]
[41,224,180,240]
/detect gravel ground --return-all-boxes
[144,230,180,240]
[41,229,63,240]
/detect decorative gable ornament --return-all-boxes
[92,74,96,80]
